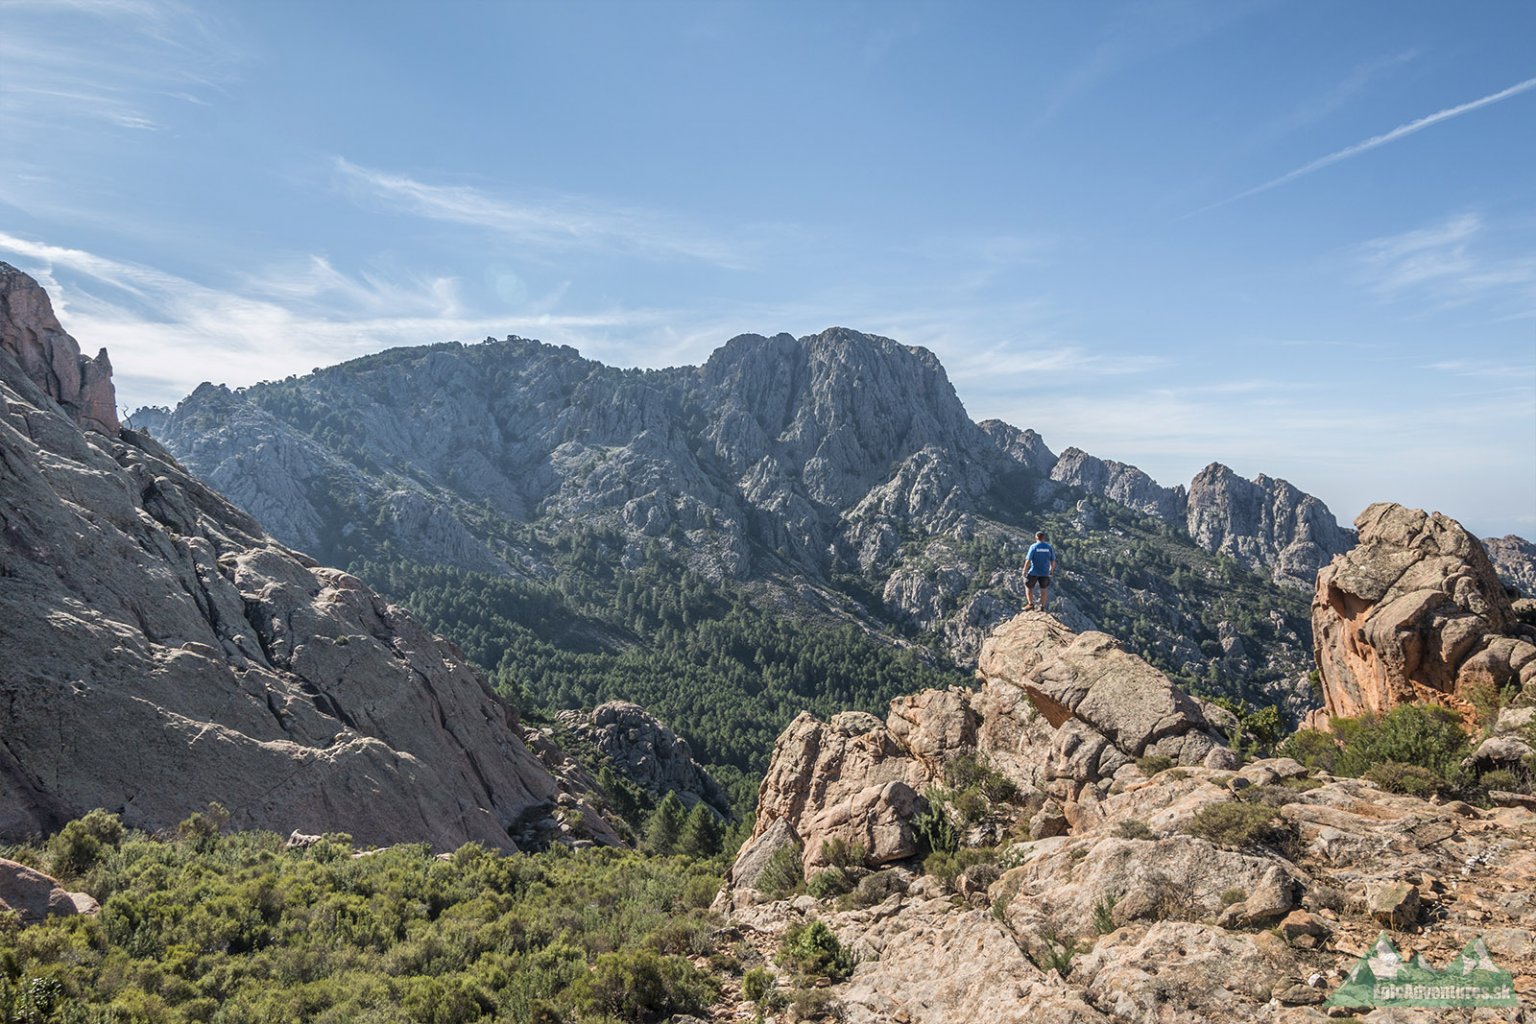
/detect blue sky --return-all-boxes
[1,0,1533,537]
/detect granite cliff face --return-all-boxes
[0,263,612,850]
[715,610,1536,1020]
[1311,502,1536,726]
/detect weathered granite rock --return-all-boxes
[554,701,730,816]
[1484,534,1536,597]
[0,264,118,435]
[1186,462,1354,589]
[1312,502,1536,722]
[0,858,97,925]
[0,265,612,851]
[1050,446,1187,522]
[977,614,1227,766]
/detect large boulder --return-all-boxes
[977,615,1229,769]
[1312,502,1536,721]
[0,859,98,925]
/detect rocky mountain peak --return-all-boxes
[1186,461,1354,586]
[0,262,118,435]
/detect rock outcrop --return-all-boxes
[1311,502,1536,723]
[0,263,613,850]
[726,612,1230,881]
[0,265,118,435]
[554,701,731,816]
[1185,462,1354,588]
[716,608,1536,1021]
[0,859,98,925]
[1484,534,1536,597]
[1049,447,1186,523]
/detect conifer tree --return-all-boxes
[645,791,687,855]
[678,803,723,858]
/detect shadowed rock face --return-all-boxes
[0,264,610,850]
[1312,502,1536,722]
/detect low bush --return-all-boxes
[1362,762,1447,797]
[806,868,855,900]
[1136,754,1174,776]
[837,870,907,911]
[758,846,804,899]
[779,920,856,983]
[1113,819,1155,840]
[1185,800,1290,851]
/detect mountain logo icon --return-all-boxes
[1328,933,1517,1008]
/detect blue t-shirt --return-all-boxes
[1026,541,1054,576]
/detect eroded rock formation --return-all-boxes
[0,263,612,850]
[554,701,731,816]
[1312,502,1536,723]
[726,612,1232,881]
[716,606,1536,1020]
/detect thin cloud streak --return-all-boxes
[332,158,747,267]
[1201,75,1536,212]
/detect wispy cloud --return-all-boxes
[332,158,746,267]
[1202,75,1536,211]
[1357,212,1536,312]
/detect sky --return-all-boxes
[1,1,1533,538]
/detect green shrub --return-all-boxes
[566,947,718,1021]
[1277,728,1340,772]
[742,965,775,1004]
[1136,754,1174,776]
[1479,768,1520,793]
[1185,801,1290,851]
[817,837,868,871]
[913,794,958,855]
[1038,924,1080,977]
[837,870,907,911]
[806,868,854,900]
[46,808,124,879]
[1113,819,1155,840]
[952,786,989,826]
[757,846,804,899]
[1334,704,1471,785]
[1362,762,1447,797]
[778,920,856,983]
[923,847,998,893]
[1092,895,1117,935]
[1220,887,1247,907]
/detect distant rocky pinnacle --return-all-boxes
[0,263,612,849]
[1311,502,1536,729]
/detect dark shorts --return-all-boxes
[1027,574,1051,588]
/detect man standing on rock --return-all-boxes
[1025,531,1055,611]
